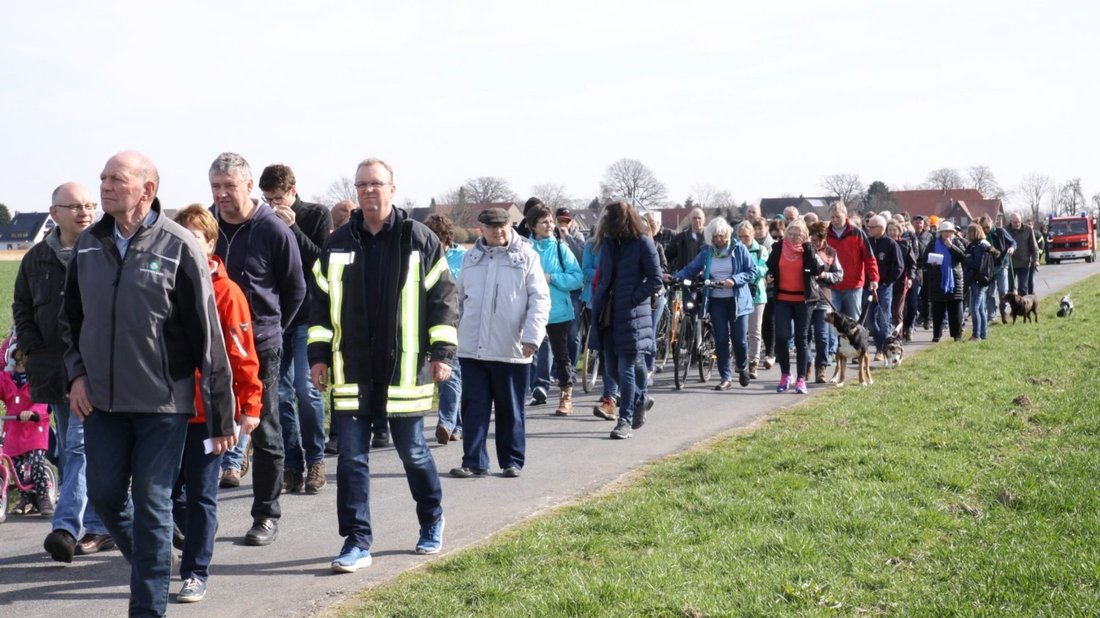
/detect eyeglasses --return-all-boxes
[54,203,97,212]
[354,181,391,191]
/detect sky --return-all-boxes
[2,0,1098,214]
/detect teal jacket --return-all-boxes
[530,236,583,325]
[743,239,768,305]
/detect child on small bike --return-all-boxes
[1,337,52,516]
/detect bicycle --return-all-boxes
[578,305,600,394]
[0,413,60,524]
[652,293,672,373]
[669,279,718,390]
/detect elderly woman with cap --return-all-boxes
[919,220,968,342]
[451,208,550,478]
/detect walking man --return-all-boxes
[209,152,306,545]
[62,151,237,616]
[16,182,114,562]
[309,157,458,573]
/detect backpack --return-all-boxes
[972,245,995,286]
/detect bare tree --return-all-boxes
[1016,173,1052,223]
[1057,178,1086,216]
[326,176,357,203]
[599,158,668,210]
[711,190,737,210]
[967,165,1005,198]
[1092,192,1100,216]
[925,168,964,191]
[461,176,517,204]
[530,182,572,211]
[820,173,865,206]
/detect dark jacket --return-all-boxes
[665,228,705,273]
[308,208,459,417]
[286,197,332,329]
[213,201,306,352]
[868,235,904,287]
[765,241,826,305]
[590,235,663,354]
[12,229,70,402]
[920,235,968,302]
[1008,223,1039,270]
[60,200,236,437]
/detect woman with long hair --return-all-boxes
[589,200,663,440]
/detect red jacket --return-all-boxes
[192,256,262,424]
[827,222,880,291]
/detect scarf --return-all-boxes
[935,237,955,294]
[781,238,804,261]
[713,241,730,259]
[45,227,75,266]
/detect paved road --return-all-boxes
[1,259,1094,617]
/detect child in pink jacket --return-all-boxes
[1,341,52,516]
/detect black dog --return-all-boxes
[823,310,873,387]
[1002,292,1039,324]
[1058,294,1074,318]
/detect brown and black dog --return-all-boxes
[1002,292,1039,324]
[823,310,873,387]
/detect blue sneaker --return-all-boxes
[331,546,372,573]
[415,515,445,554]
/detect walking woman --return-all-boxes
[920,221,967,342]
[590,200,662,440]
[963,223,996,341]
[766,220,824,394]
[671,218,758,389]
[736,221,768,379]
[807,222,843,383]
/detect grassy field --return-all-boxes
[0,262,19,336]
[334,275,1100,617]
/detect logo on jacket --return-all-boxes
[140,259,164,277]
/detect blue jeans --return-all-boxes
[600,345,620,401]
[970,283,989,339]
[871,284,894,352]
[812,308,839,368]
[707,296,748,381]
[437,358,463,433]
[51,402,107,538]
[832,288,863,321]
[985,266,1009,320]
[1014,266,1035,296]
[172,423,222,582]
[460,359,528,470]
[279,324,326,473]
[774,301,811,379]
[644,294,668,374]
[335,386,442,551]
[85,411,189,617]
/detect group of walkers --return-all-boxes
[2,152,1052,617]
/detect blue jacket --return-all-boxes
[444,244,467,280]
[214,201,306,353]
[674,243,757,318]
[530,236,582,325]
[590,236,662,354]
[580,238,598,305]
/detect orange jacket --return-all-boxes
[192,256,262,424]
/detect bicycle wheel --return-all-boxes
[0,467,8,524]
[673,318,693,390]
[697,319,716,383]
[44,462,59,507]
[653,304,672,372]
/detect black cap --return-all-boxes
[477,208,510,226]
[555,207,573,221]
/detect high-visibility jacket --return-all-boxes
[307,208,458,416]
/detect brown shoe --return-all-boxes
[554,386,574,416]
[43,529,77,563]
[815,365,827,384]
[283,469,304,493]
[75,533,116,556]
[592,396,618,420]
[305,461,327,494]
[240,442,252,477]
[748,361,758,379]
[219,469,241,489]
[36,493,55,518]
[435,423,452,445]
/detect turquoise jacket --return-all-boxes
[444,244,467,280]
[531,236,583,325]
[743,239,768,305]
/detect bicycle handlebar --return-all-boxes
[0,413,40,422]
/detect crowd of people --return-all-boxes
[0,152,1053,616]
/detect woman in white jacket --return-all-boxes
[449,208,551,479]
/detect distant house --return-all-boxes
[570,210,600,235]
[657,208,698,231]
[758,196,836,220]
[0,212,53,249]
[890,189,1005,228]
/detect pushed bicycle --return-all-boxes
[667,279,720,390]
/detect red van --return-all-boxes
[1046,215,1096,264]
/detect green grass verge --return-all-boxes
[335,274,1100,617]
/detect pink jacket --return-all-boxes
[1,372,50,456]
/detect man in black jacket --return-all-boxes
[16,182,114,562]
[259,165,333,495]
[866,215,904,358]
[664,208,706,272]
